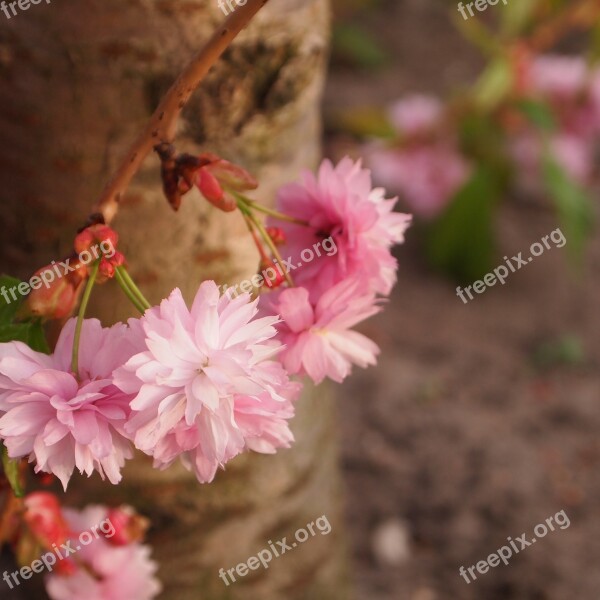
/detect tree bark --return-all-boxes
[0,1,350,599]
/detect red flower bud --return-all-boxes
[105,506,150,546]
[74,224,118,256]
[18,493,77,576]
[259,259,287,290]
[197,169,237,212]
[266,227,286,246]
[24,259,87,320]
[199,153,258,192]
[23,493,71,549]
[197,168,224,204]
[98,251,125,281]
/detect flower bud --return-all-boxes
[24,259,87,320]
[74,224,118,256]
[259,259,287,290]
[197,169,237,212]
[266,227,286,246]
[105,506,150,546]
[199,153,258,192]
[98,251,126,281]
[23,492,71,549]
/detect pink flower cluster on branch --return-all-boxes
[263,157,411,383]
[0,158,410,489]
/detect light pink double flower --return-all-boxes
[0,282,299,489]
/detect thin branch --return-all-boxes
[94,0,270,225]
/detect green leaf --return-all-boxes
[541,155,594,262]
[25,320,50,354]
[332,23,388,70]
[474,59,514,111]
[1,443,24,498]
[0,275,23,326]
[0,275,50,352]
[516,99,557,132]
[424,167,499,283]
[0,321,50,353]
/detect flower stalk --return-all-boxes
[71,261,100,377]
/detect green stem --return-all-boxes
[71,261,100,377]
[246,211,295,287]
[114,268,147,315]
[116,266,152,310]
[243,198,309,226]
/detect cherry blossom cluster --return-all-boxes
[509,54,600,190]
[366,54,600,219]
[1,492,160,600]
[0,157,410,491]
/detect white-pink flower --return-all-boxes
[509,131,594,187]
[114,282,300,484]
[388,94,443,136]
[270,157,411,300]
[0,320,140,490]
[529,55,589,100]
[45,505,161,600]
[369,143,471,219]
[271,280,381,385]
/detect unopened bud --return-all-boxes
[23,492,71,549]
[199,153,258,192]
[259,259,287,290]
[98,251,125,281]
[197,169,237,212]
[266,227,286,246]
[106,506,150,546]
[74,224,118,256]
[24,259,87,320]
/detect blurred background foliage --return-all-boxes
[327,0,600,282]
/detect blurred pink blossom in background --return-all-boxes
[45,505,160,600]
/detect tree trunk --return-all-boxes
[0,1,350,599]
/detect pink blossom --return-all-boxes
[45,505,161,600]
[270,157,411,300]
[388,94,443,136]
[526,54,600,140]
[549,134,594,183]
[0,320,140,490]
[114,282,300,484]
[529,55,588,100]
[510,131,594,187]
[271,280,381,384]
[590,68,600,133]
[369,144,471,219]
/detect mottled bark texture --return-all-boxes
[0,1,350,599]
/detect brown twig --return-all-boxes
[94,0,270,225]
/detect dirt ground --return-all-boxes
[326,2,600,599]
